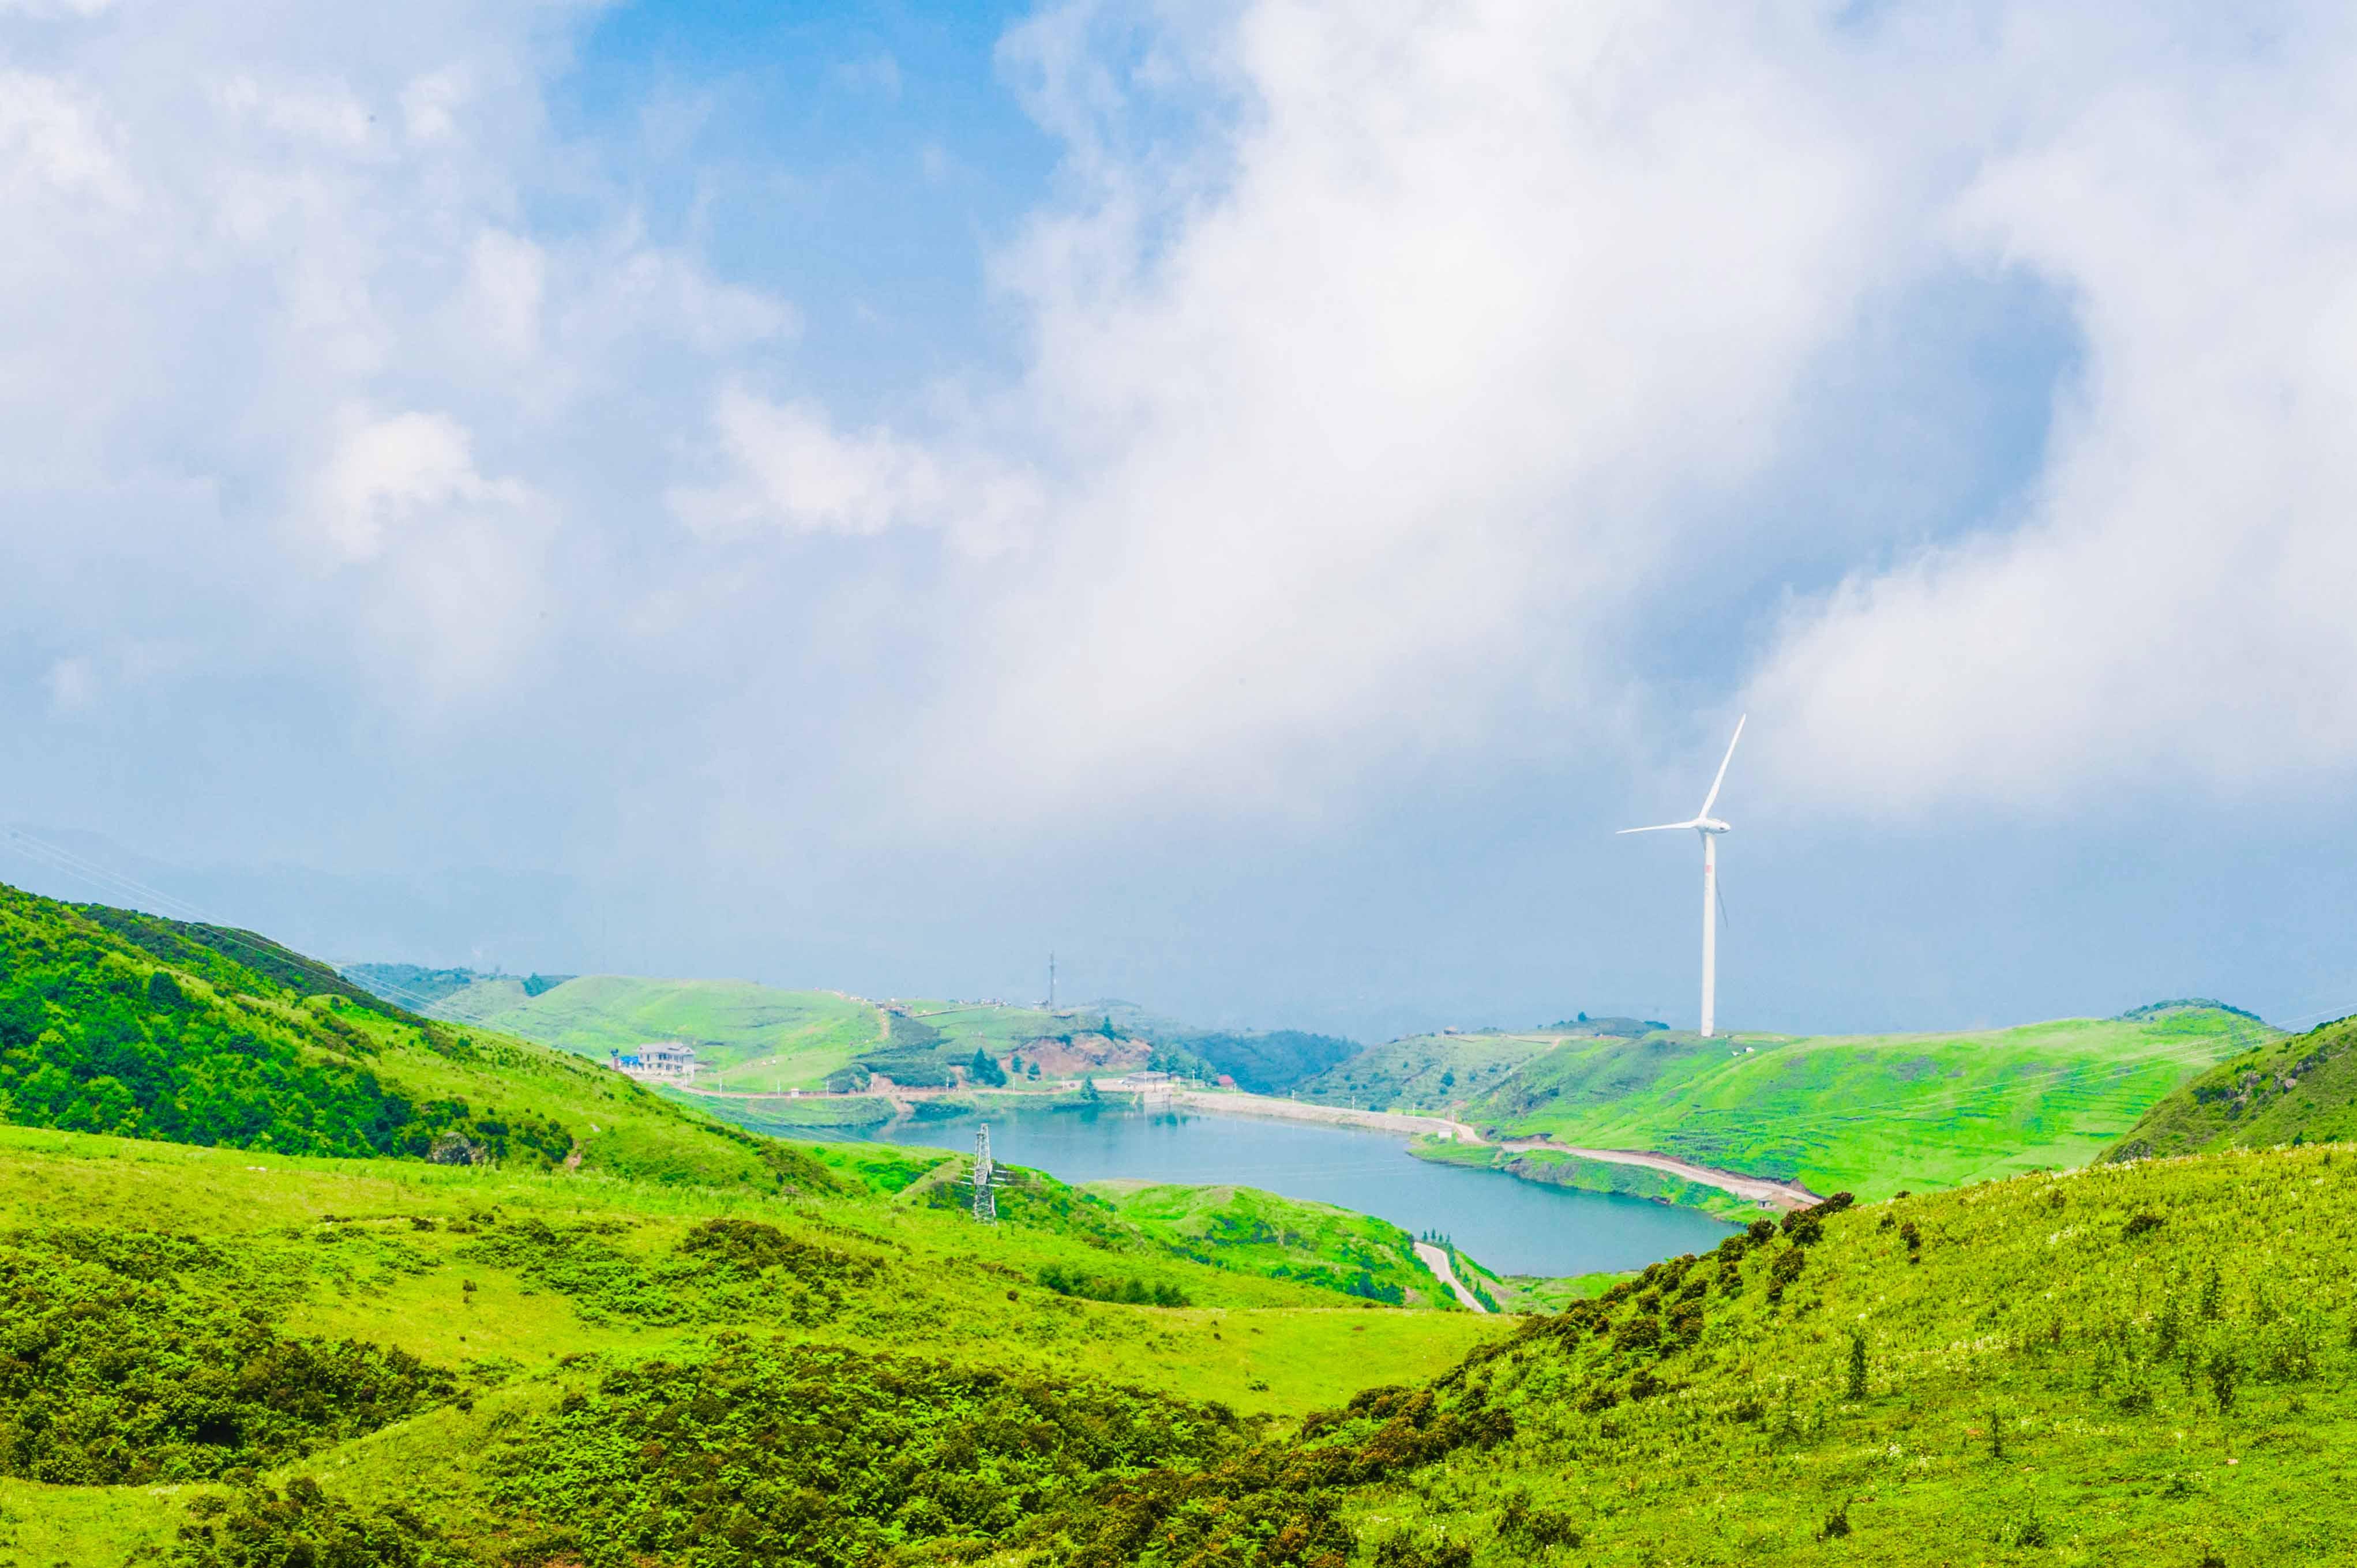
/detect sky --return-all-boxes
[4,0,2356,1041]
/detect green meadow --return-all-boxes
[1309,1004,2270,1205]
[11,873,2356,1565]
[419,973,884,1092]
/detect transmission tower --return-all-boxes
[1048,952,1056,1010]
[971,1123,997,1222]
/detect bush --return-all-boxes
[1497,1489,1582,1550]
[164,1479,466,1567]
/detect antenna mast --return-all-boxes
[1048,952,1056,1010]
[971,1124,997,1222]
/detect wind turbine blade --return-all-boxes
[1697,714,1747,819]
[1616,821,1700,835]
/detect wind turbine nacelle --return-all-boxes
[1696,818,1730,834]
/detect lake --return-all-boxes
[845,1103,1733,1277]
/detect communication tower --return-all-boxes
[971,1124,997,1222]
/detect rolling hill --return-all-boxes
[1293,1005,2270,1209]
[346,967,1362,1098]
[0,883,813,1193]
[24,1114,2357,1561]
[9,876,2356,1562]
[2107,1009,2357,1160]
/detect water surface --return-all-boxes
[853,1104,1733,1277]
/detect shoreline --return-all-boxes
[1146,1086,1818,1211]
[678,1075,1821,1215]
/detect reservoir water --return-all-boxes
[846,1104,1733,1277]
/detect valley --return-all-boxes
[6,877,2351,1563]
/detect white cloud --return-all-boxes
[673,388,1039,552]
[0,2,793,719]
[1745,6,2357,814]
[0,70,136,206]
[312,408,527,565]
[871,2,1899,813]
[466,228,545,359]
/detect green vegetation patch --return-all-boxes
[1092,1182,1457,1309]
[1458,1005,2273,1199]
[0,1224,455,1485]
[482,1338,1243,1566]
[1412,1137,1758,1223]
[2109,1012,2357,1160]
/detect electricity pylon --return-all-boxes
[972,1124,997,1222]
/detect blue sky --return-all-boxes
[4,0,2356,1041]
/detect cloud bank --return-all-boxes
[3,0,2356,1025]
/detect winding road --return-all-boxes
[1412,1242,1489,1313]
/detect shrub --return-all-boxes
[1373,1533,1473,1568]
[1846,1327,1868,1400]
[2123,1211,2164,1239]
[2206,1347,2240,1411]
[1496,1490,1583,1550]
[163,1479,466,1567]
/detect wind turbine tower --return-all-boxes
[1617,716,1747,1038]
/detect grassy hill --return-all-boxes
[0,883,816,1193]
[1086,1182,1459,1308]
[353,969,1364,1101]
[415,973,885,1093]
[1297,1027,1564,1110]
[1301,1005,2269,1206]
[2108,1010,2357,1161]
[27,1123,2357,1562]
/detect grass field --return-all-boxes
[1302,1003,2269,1205]
[16,877,2357,1562]
[53,1133,2357,1564]
[1086,1180,1464,1309]
[419,974,885,1092]
[1297,1027,1564,1110]
[0,1119,1506,1563]
[2110,1012,2357,1161]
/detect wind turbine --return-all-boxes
[1618,716,1746,1038]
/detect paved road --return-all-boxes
[1488,1140,1820,1210]
[1412,1242,1489,1312]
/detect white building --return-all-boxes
[611,1041,699,1082]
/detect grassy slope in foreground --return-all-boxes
[2107,1010,2357,1160]
[1,1122,1502,1563]
[1453,1003,2270,1200]
[1311,1142,2357,1564]
[65,1137,2357,1565]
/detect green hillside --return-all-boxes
[0,882,810,1193]
[2108,1010,2357,1161]
[1313,1005,2268,1204]
[1298,1027,1563,1110]
[1087,1182,1461,1308]
[461,973,879,1091]
[27,1123,2357,1562]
